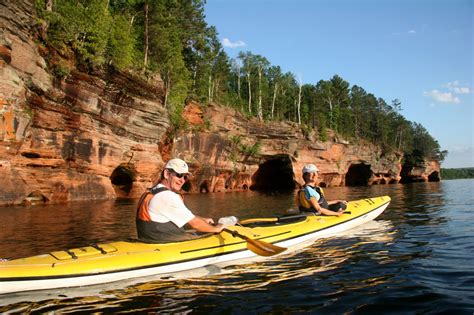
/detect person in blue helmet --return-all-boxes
[296,164,347,216]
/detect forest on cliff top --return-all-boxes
[34,0,447,165]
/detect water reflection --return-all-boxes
[0,200,137,259]
[1,180,473,313]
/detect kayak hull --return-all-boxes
[0,196,390,294]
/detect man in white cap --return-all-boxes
[296,164,347,216]
[136,158,228,242]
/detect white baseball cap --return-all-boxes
[302,164,319,174]
[165,158,191,174]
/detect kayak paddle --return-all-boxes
[223,228,286,257]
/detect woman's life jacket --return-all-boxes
[136,186,195,243]
[296,185,329,212]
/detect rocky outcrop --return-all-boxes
[176,102,405,193]
[0,0,169,205]
[0,0,440,206]
[400,160,441,183]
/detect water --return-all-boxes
[0,180,473,313]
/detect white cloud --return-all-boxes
[453,87,470,94]
[222,38,246,49]
[424,81,471,104]
[445,80,460,88]
[444,81,471,94]
[423,89,461,104]
[408,30,416,34]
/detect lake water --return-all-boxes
[0,179,473,313]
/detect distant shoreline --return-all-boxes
[441,167,474,180]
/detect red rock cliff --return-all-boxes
[0,0,439,206]
[0,0,169,205]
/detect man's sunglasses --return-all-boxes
[167,169,189,180]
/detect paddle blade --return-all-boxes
[223,228,287,257]
[245,238,287,257]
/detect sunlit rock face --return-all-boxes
[176,102,406,193]
[0,1,439,205]
[0,0,168,205]
[400,160,441,183]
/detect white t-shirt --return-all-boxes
[148,184,195,228]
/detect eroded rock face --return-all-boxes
[400,160,441,183]
[0,0,169,205]
[176,102,407,193]
[0,0,440,205]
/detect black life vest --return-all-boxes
[296,185,329,212]
[136,186,195,243]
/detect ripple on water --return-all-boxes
[1,181,474,313]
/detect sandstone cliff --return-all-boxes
[0,0,440,206]
[176,102,404,194]
[0,0,169,205]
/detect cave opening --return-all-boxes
[24,191,48,205]
[345,164,372,186]
[182,181,192,192]
[199,180,210,193]
[399,164,414,183]
[428,171,440,182]
[110,164,135,196]
[250,156,295,192]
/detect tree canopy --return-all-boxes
[35,0,446,163]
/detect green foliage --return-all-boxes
[228,135,261,162]
[33,0,444,164]
[318,119,328,142]
[241,140,262,157]
[441,168,474,180]
[203,117,212,130]
[107,14,135,70]
[300,124,312,138]
[168,102,187,134]
[51,59,71,79]
[43,0,112,68]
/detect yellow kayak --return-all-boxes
[0,196,390,294]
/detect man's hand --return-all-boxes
[204,217,215,225]
[188,216,223,233]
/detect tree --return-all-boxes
[107,14,136,69]
[254,55,270,121]
[296,74,303,125]
[44,0,112,68]
[36,0,445,166]
[142,0,149,71]
[267,65,283,120]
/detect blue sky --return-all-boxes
[204,0,473,168]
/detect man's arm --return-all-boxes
[188,216,224,232]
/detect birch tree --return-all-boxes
[297,74,303,125]
[254,55,269,121]
[268,66,282,120]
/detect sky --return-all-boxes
[204,0,473,168]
